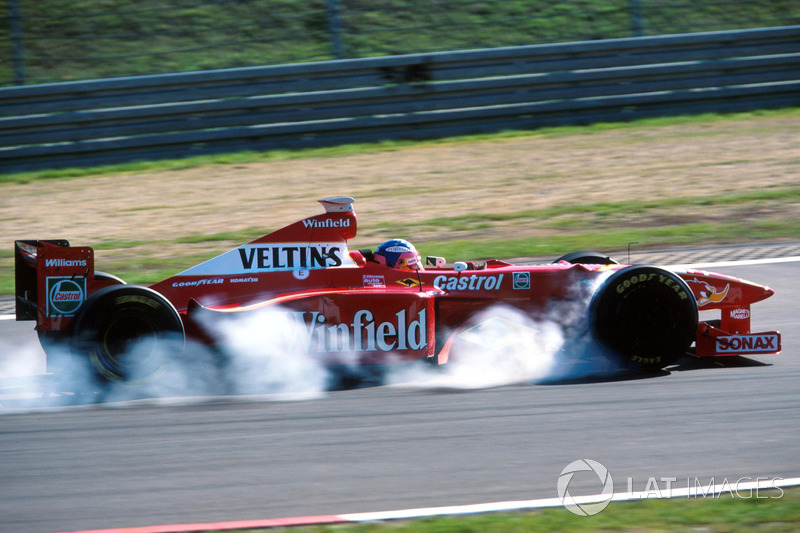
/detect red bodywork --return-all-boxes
[15,197,781,367]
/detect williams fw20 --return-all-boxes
[14,196,781,384]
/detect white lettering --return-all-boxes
[301,218,351,229]
[288,309,427,353]
[730,308,750,320]
[376,320,397,351]
[434,274,504,291]
[45,258,87,268]
[408,309,426,350]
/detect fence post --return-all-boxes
[7,0,26,84]
[629,0,644,37]
[326,0,345,59]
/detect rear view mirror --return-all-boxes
[426,256,446,268]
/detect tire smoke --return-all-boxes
[1,272,640,409]
[386,304,566,389]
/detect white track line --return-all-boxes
[57,477,800,533]
[341,477,800,522]
[668,255,800,269]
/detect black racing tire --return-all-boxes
[71,285,184,383]
[554,251,619,265]
[589,266,697,371]
[93,271,126,284]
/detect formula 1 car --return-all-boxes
[15,196,781,383]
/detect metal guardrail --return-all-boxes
[1,26,798,172]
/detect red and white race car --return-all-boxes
[15,196,781,383]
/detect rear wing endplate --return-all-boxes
[15,240,94,330]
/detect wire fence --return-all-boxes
[2,0,800,86]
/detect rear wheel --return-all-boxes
[71,285,184,383]
[589,266,697,371]
[93,271,126,284]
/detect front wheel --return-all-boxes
[554,251,619,265]
[589,266,697,371]
[71,285,184,383]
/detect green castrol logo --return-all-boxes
[47,277,86,316]
[615,272,688,300]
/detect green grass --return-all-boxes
[208,488,800,532]
[2,0,799,86]
[0,142,438,185]
[411,188,800,233]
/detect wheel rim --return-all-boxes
[93,315,162,381]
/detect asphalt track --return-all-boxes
[0,258,798,533]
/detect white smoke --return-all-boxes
[385,272,627,390]
[0,306,332,410]
[1,271,636,410]
[0,338,49,406]
[386,304,564,390]
[0,338,45,379]
[191,307,330,400]
[0,337,101,409]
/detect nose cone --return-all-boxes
[678,269,777,307]
[742,281,775,304]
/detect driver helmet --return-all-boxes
[374,239,424,271]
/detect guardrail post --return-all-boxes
[629,0,644,37]
[326,0,345,59]
[7,0,26,85]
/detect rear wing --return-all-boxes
[15,240,94,331]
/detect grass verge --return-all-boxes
[208,487,800,532]
[4,1,799,85]
[194,488,800,533]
